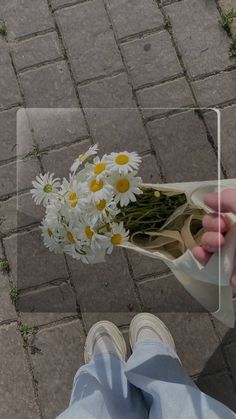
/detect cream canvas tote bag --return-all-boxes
[122,179,236,327]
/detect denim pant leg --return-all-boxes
[125,339,236,419]
[56,352,148,419]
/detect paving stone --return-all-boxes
[107,0,163,39]
[79,73,150,153]
[68,248,140,331]
[147,110,218,182]
[165,0,231,78]
[121,30,182,88]
[51,0,79,10]
[192,70,236,107]
[205,105,236,178]
[26,108,88,149]
[16,108,35,158]
[56,0,123,82]
[212,300,236,344]
[0,271,17,323]
[1,0,54,40]
[12,32,63,71]
[138,274,205,313]
[4,228,68,289]
[42,139,92,179]
[224,342,236,385]
[19,61,78,107]
[30,320,85,419]
[17,282,77,321]
[138,153,162,183]
[156,313,226,376]
[126,243,169,280]
[197,371,236,412]
[137,77,194,119]
[0,107,19,162]
[0,158,41,198]
[0,192,44,234]
[0,323,40,418]
[0,50,22,109]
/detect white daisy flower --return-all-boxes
[76,218,109,252]
[106,151,142,174]
[89,199,119,224]
[86,155,109,180]
[60,177,88,210]
[70,144,98,173]
[108,171,143,207]
[88,176,113,204]
[40,219,63,253]
[105,222,129,254]
[31,173,60,207]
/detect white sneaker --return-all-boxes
[84,321,127,363]
[129,313,176,352]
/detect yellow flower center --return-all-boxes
[68,192,78,208]
[115,154,129,165]
[85,226,93,240]
[94,162,106,175]
[96,199,106,211]
[67,231,76,244]
[90,179,104,192]
[111,233,122,245]
[116,178,130,193]
[47,228,53,237]
[43,184,53,193]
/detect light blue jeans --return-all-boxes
[57,339,236,419]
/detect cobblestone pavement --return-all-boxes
[0,0,236,418]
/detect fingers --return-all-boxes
[204,189,236,214]
[192,246,211,264]
[202,213,229,233]
[201,231,225,253]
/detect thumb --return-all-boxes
[204,189,236,214]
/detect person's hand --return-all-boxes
[192,189,236,289]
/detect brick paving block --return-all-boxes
[1,0,54,40]
[138,153,162,183]
[224,342,236,385]
[197,371,236,412]
[68,248,140,331]
[0,51,21,109]
[192,70,236,107]
[0,158,41,198]
[51,0,79,10]
[78,73,150,153]
[165,0,231,78]
[56,0,123,83]
[26,108,88,149]
[0,271,17,323]
[147,110,218,182]
[42,139,92,179]
[0,107,19,162]
[126,251,169,279]
[16,108,35,158]
[156,313,226,376]
[17,282,77,319]
[19,61,78,107]
[30,320,85,419]
[212,300,236,344]
[137,77,194,119]
[0,323,40,418]
[0,192,44,234]
[121,30,182,89]
[12,32,63,71]
[4,228,68,289]
[138,274,205,312]
[107,0,163,39]
[205,106,236,178]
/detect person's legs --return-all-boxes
[125,313,236,419]
[56,321,147,419]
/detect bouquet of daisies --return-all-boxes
[31,144,188,264]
